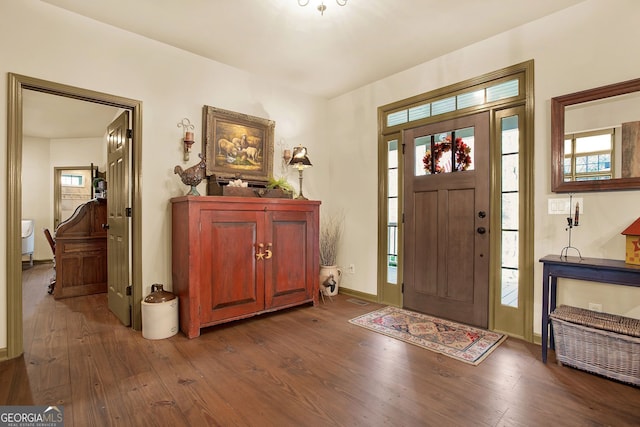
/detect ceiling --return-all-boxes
[23,90,120,139]
[26,0,585,139]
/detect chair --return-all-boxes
[43,228,56,294]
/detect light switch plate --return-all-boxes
[548,197,583,215]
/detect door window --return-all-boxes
[414,127,475,176]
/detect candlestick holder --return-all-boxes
[177,118,196,161]
[560,194,583,260]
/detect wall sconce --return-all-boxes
[177,118,195,161]
[288,145,312,200]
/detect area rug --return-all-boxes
[349,306,507,365]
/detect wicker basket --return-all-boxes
[550,305,640,386]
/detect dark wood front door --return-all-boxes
[403,112,490,327]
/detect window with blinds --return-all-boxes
[386,79,519,128]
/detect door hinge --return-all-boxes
[126,285,132,296]
[402,212,405,223]
[402,143,406,155]
[126,129,133,139]
[125,207,132,217]
[401,282,404,293]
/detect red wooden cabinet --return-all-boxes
[171,196,320,338]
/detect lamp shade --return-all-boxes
[289,146,312,168]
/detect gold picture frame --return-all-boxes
[203,105,275,184]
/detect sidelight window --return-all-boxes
[500,115,520,308]
[387,139,399,284]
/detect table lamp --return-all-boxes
[288,145,312,200]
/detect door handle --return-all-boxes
[477,227,486,234]
[101,223,110,230]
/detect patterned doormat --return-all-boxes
[349,306,507,365]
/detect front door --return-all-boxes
[107,111,131,326]
[403,112,490,327]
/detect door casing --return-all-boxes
[5,73,143,359]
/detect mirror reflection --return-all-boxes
[551,78,640,192]
[564,91,640,181]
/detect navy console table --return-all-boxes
[539,255,640,363]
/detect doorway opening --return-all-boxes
[6,73,143,359]
[377,61,534,341]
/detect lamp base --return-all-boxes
[296,168,308,200]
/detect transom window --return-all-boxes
[386,79,519,127]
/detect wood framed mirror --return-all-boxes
[551,78,640,192]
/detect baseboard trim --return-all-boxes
[0,347,8,362]
[338,287,378,304]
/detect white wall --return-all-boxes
[0,0,327,349]
[21,137,50,262]
[326,0,640,333]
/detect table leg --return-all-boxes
[549,276,558,350]
[541,264,550,363]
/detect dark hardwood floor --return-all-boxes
[2,263,639,426]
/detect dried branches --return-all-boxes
[319,212,343,266]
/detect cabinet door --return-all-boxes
[265,210,315,308]
[200,209,265,323]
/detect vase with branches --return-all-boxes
[319,212,343,297]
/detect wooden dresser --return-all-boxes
[171,196,320,338]
[54,198,107,299]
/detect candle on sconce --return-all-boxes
[574,202,579,226]
[185,131,194,142]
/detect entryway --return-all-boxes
[377,61,535,341]
[6,73,143,359]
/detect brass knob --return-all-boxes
[255,243,265,260]
[265,243,273,259]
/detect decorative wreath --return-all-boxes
[422,136,472,174]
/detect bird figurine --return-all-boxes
[174,153,207,196]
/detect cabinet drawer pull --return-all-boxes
[265,243,273,259]
[255,243,265,260]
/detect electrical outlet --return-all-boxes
[348,264,355,274]
[588,303,602,312]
